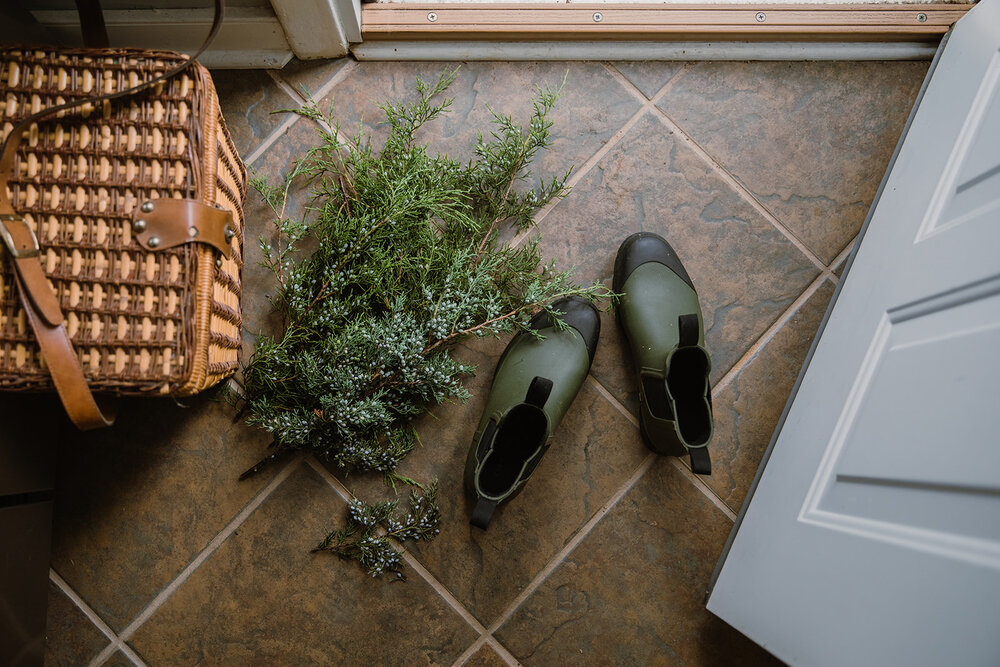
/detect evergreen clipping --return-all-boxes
[239,69,607,577]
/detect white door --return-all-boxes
[707,3,1000,665]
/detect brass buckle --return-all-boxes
[0,214,40,259]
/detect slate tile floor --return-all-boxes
[40,58,927,665]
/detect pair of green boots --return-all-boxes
[465,233,714,529]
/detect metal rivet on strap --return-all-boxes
[188,226,199,238]
[133,219,147,233]
[147,236,161,248]
[224,224,235,242]
[140,201,155,213]
[215,256,223,268]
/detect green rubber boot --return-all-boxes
[614,232,713,475]
[465,296,600,529]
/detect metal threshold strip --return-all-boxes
[355,3,971,60]
[360,3,971,40]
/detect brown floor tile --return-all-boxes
[213,69,298,158]
[44,580,109,666]
[338,334,649,626]
[103,651,135,666]
[465,643,510,666]
[540,112,820,414]
[314,61,642,188]
[612,62,685,99]
[657,61,927,264]
[235,112,337,380]
[50,395,278,631]
[129,464,477,665]
[706,280,835,513]
[495,458,779,666]
[278,57,352,98]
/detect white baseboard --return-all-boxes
[30,7,294,69]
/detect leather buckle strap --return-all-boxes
[0,214,40,259]
[0,213,115,430]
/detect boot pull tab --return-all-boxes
[471,498,498,529]
[525,376,553,408]
[678,314,699,347]
[689,446,711,475]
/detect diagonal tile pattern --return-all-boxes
[495,458,780,665]
[339,338,649,626]
[40,57,927,664]
[656,61,927,265]
[128,465,478,664]
[44,580,110,665]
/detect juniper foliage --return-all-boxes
[312,483,441,579]
[241,69,607,577]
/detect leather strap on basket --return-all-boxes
[0,0,224,430]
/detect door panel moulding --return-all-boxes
[360,3,972,42]
[351,39,938,60]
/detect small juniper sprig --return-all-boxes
[313,484,441,580]
[238,68,609,578]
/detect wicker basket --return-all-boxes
[0,46,246,407]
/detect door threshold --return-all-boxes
[356,3,969,60]
[361,3,971,41]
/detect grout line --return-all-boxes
[711,272,828,399]
[532,102,651,231]
[49,569,122,667]
[118,644,149,667]
[602,62,655,106]
[586,374,638,429]
[511,62,693,250]
[245,60,359,166]
[399,550,489,634]
[50,569,118,644]
[486,452,656,634]
[827,236,857,286]
[649,63,695,105]
[267,68,309,107]
[245,113,300,167]
[649,106,828,274]
[588,374,737,522]
[510,102,655,253]
[604,61,693,107]
[512,63,689,249]
[669,458,738,521]
[309,59,361,106]
[90,641,118,666]
[107,455,305,649]
[304,457,489,637]
[451,636,489,666]
[485,635,523,666]
[304,455,354,503]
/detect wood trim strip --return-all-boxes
[361,4,972,41]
